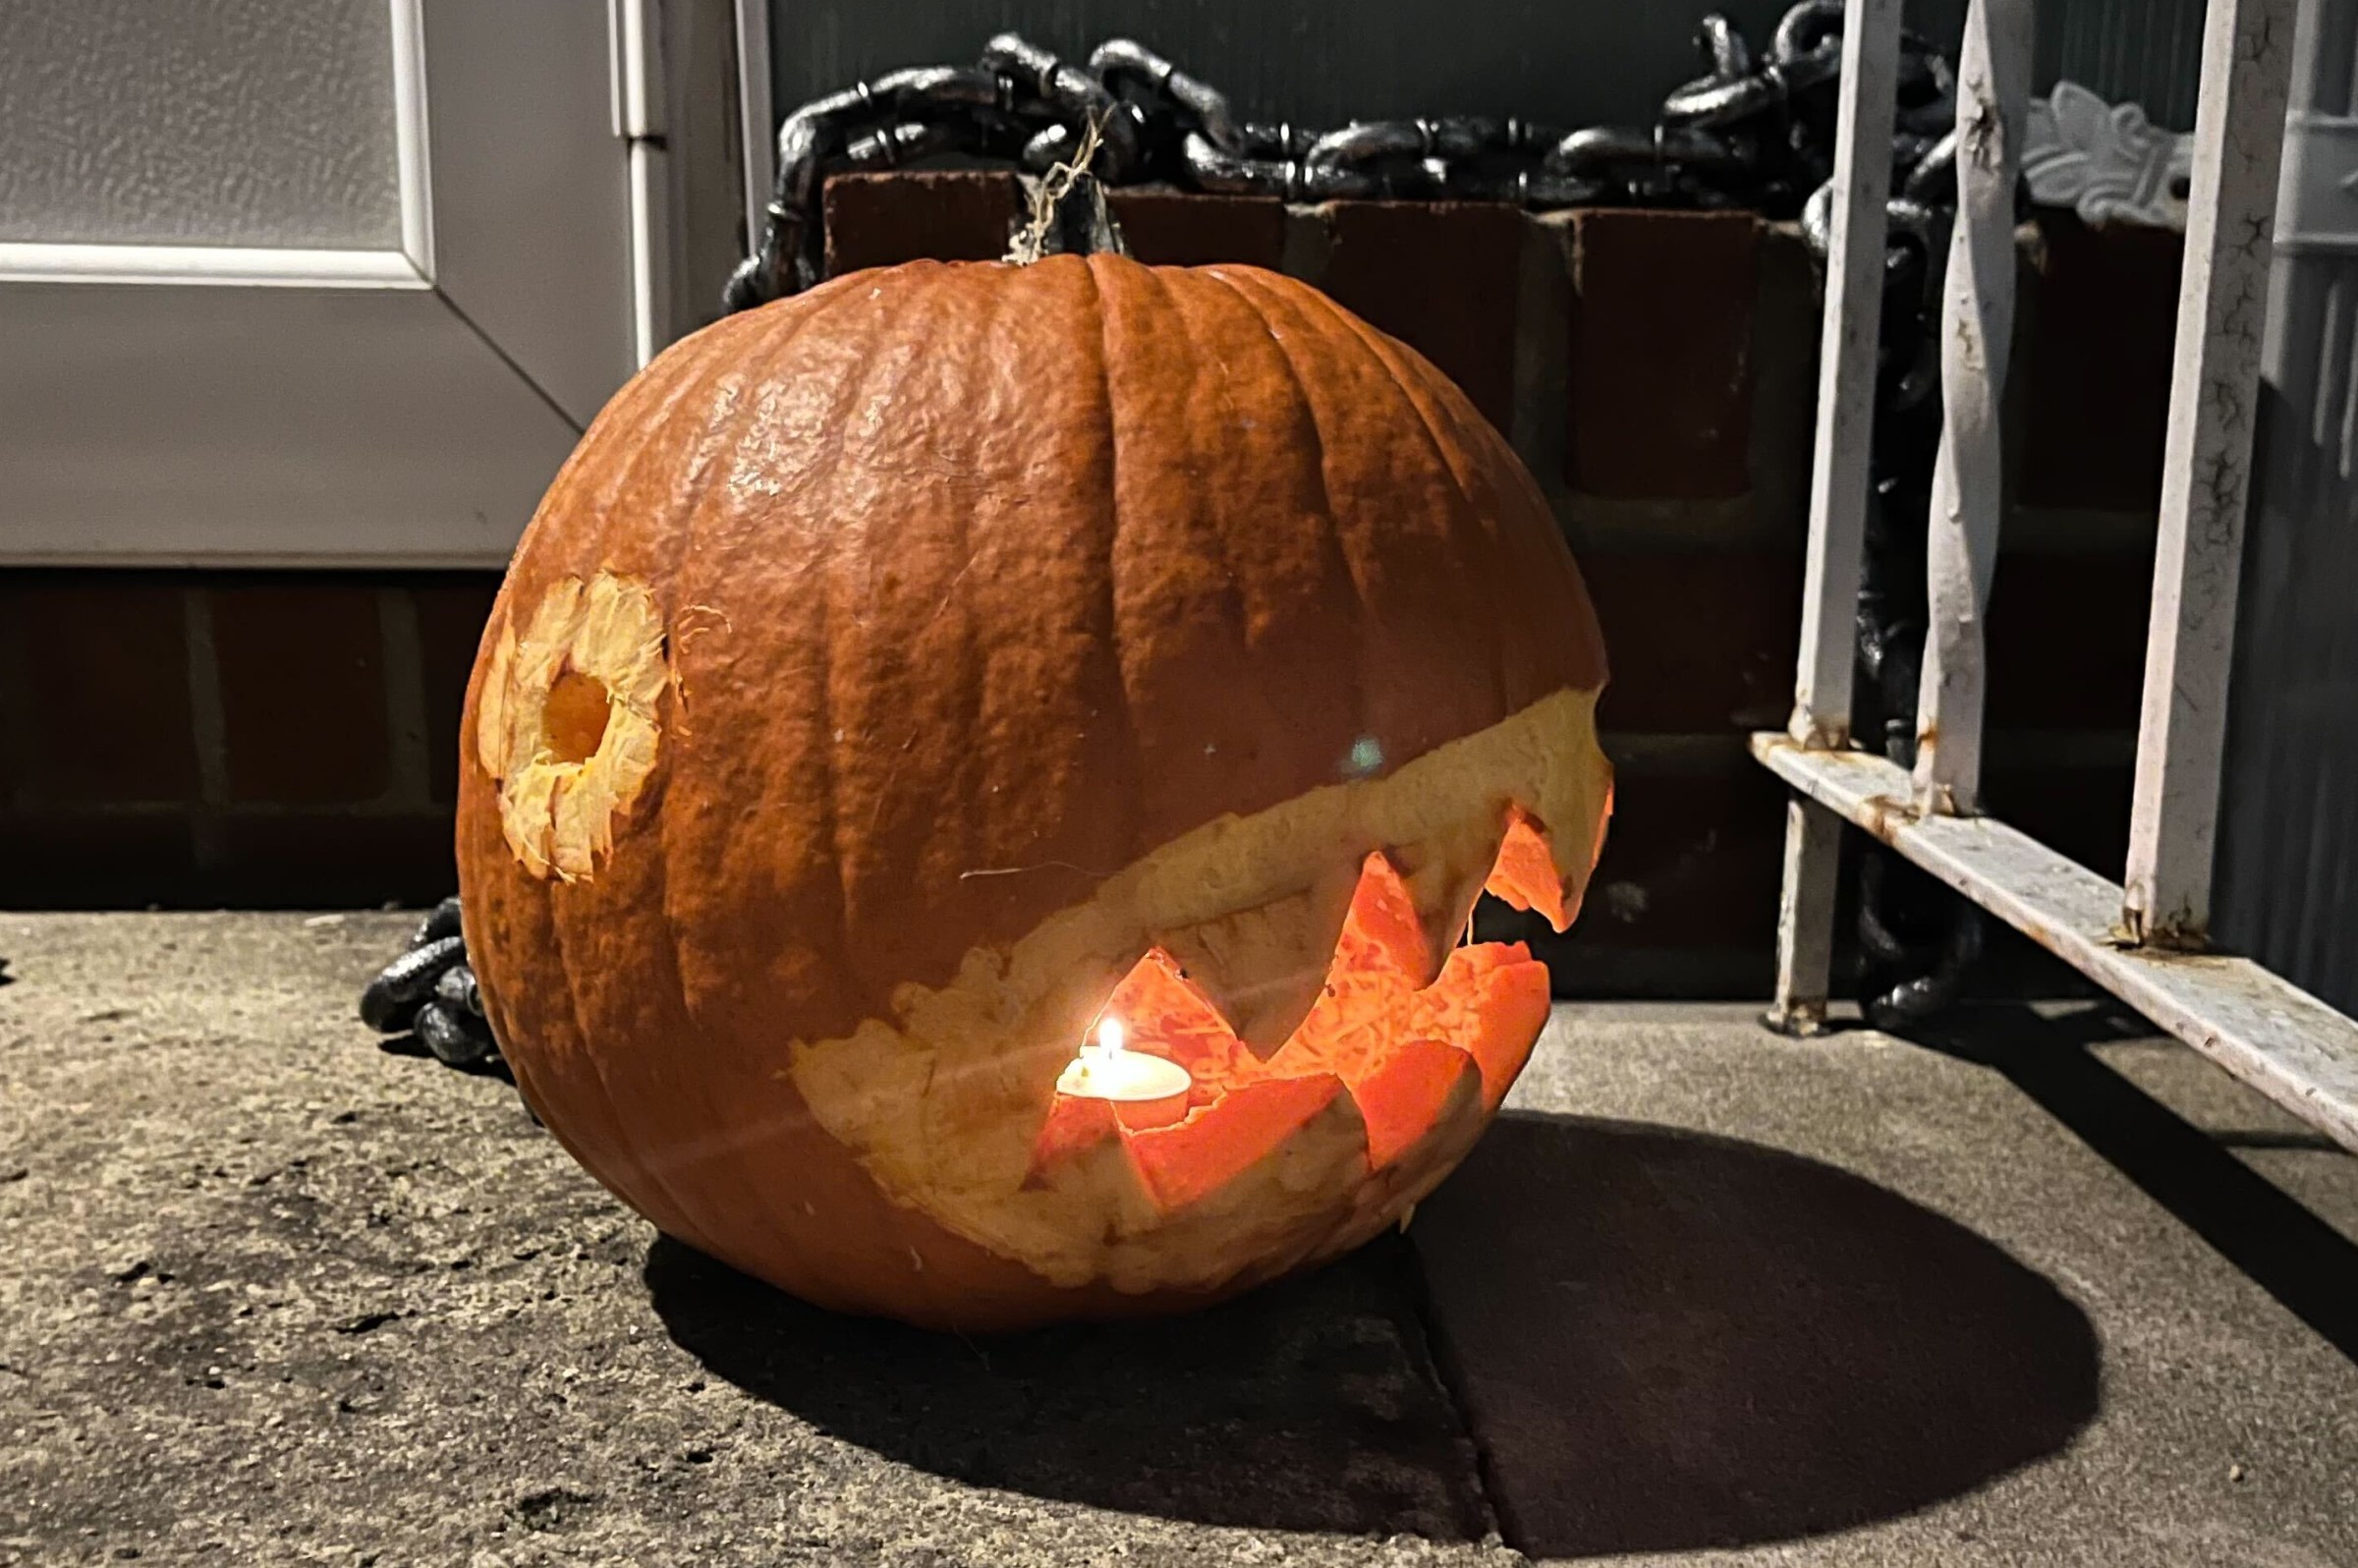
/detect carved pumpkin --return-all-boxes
[457,252,1610,1330]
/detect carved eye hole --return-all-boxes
[540,668,614,765]
[477,572,667,881]
[2169,174,2192,201]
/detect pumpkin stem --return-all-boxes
[1006,113,1128,264]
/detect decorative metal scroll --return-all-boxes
[2024,80,2196,231]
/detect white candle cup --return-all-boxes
[1056,1049,1193,1102]
[1057,1020,1193,1129]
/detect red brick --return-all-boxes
[1575,767,1786,949]
[1567,209,1761,499]
[412,577,502,806]
[0,577,199,805]
[210,582,390,806]
[1316,200,1524,431]
[1104,189,1287,269]
[2018,214,2182,511]
[1582,552,1803,734]
[823,170,1023,278]
[0,812,199,909]
[1987,553,2153,732]
[214,812,457,907]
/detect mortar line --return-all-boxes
[374,586,437,810]
[181,587,232,870]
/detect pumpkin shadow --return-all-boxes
[644,1116,2099,1549]
[644,1226,1496,1539]
[1415,1112,2102,1556]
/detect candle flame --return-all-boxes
[1095,1016,1125,1057]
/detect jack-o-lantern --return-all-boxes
[458,252,1610,1331]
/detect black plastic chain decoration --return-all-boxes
[359,897,502,1071]
[723,6,1965,309]
[368,2,1988,1062]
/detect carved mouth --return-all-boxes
[782,693,1612,1300]
[1028,808,1567,1209]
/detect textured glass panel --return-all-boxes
[0,0,403,249]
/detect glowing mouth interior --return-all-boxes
[1028,808,1566,1211]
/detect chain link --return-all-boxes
[723,3,1964,311]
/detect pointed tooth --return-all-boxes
[1351,1037,1482,1169]
[1125,1073,1359,1213]
[1025,1094,1125,1187]
[1154,864,1360,1055]
[1339,852,1433,978]
[1342,845,1482,990]
[1486,806,1570,930]
[1410,859,1493,988]
[1097,949,1256,1093]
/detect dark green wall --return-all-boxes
[764,0,2206,140]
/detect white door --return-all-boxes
[0,0,697,569]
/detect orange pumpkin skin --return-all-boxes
[457,253,1611,1331]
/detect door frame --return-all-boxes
[0,0,740,570]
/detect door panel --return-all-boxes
[0,0,641,568]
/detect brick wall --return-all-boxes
[1,184,2179,1001]
[0,573,498,909]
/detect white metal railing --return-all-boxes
[1759,0,2358,1155]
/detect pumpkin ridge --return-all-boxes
[646,298,866,1271]
[1296,277,1491,500]
[814,265,968,1002]
[532,332,772,1249]
[1085,253,1153,901]
[539,823,717,1252]
[576,321,746,552]
[1294,275,1607,711]
[1194,265,1365,742]
[1312,285,1555,722]
[939,271,1004,921]
[1145,267,1251,703]
[1276,270,1515,724]
[650,271,899,1077]
[1207,265,1451,764]
[524,317,818,1244]
[498,338,751,1250]
[1198,268,1507,970]
[1197,267,1358,711]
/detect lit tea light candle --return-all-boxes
[1057,1016,1192,1127]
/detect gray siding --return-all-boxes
[2037,0,2208,130]
[2217,0,2358,1013]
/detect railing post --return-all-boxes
[1768,0,1904,1035]
[2123,0,2299,947]
[1912,0,2035,816]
